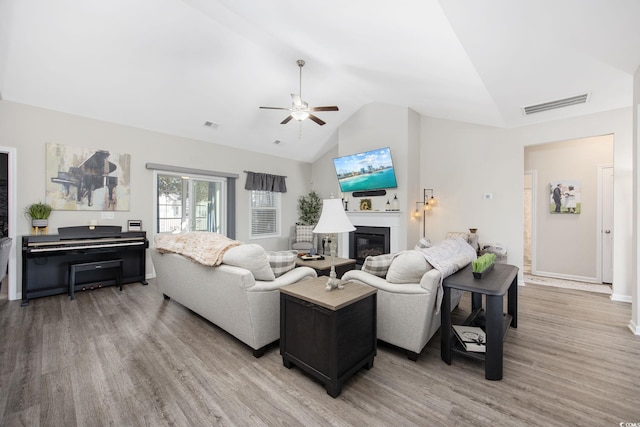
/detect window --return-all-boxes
[156,172,226,234]
[250,190,281,238]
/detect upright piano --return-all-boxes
[22,225,149,306]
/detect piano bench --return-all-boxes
[68,259,123,300]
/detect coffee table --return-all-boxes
[280,277,377,397]
[294,256,356,279]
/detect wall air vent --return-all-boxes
[522,93,590,115]
[203,121,219,129]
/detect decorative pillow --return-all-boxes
[386,250,431,284]
[446,231,471,243]
[266,250,298,277]
[296,225,315,243]
[414,237,432,249]
[361,253,396,277]
[222,244,275,281]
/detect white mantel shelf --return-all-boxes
[340,211,402,258]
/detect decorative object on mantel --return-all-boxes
[46,143,131,211]
[385,199,391,211]
[313,199,356,291]
[412,188,438,236]
[391,193,399,211]
[25,201,52,235]
[359,198,372,211]
[340,192,349,211]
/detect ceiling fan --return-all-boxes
[260,59,339,126]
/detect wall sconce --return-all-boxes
[413,188,438,236]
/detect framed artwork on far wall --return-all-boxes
[46,143,131,211]
[549,180,581,214]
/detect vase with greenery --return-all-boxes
[297,191,322,225]
[25,201,53,228]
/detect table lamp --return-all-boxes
[313,198,355,291]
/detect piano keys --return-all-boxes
[22,225,148,306]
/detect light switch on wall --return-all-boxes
[483,193,493,200]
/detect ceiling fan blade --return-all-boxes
[310,106,339,112]
[260,106,291,111]
[280,115,294,125]
[308,114,326,126]
[291,94,304,107]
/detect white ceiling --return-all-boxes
[1,0,639,162]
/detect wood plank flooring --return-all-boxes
[1,279,639,426]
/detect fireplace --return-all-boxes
[349,226,391,266]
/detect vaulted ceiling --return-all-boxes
[1,0,639,162]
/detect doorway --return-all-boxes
[599,165,613,284]
[523,135,613,290]
[0,147,17,301]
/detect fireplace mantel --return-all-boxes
[339,211,401,258]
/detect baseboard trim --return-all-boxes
[530,270,599,284]
[611,293,632,303]
[628,319,640,335]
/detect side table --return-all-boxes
[441,263,518,380]
[280,277,377,397]
[294,256,356,279]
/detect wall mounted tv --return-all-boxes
[333,147,398,193]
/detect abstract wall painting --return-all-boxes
[46,143,131,211]
[549,180,581,214]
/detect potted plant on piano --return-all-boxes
[25,201,53,235]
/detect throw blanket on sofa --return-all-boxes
[155,232,242,266]
[417,237,477,313]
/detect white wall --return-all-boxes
[632,64,640,334]
[0,100,313,300]
[337,102,418,251]
[420,117,520,260]
[525,135,613,281]
[421,107,632,300]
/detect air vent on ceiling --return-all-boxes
[203,121,219,129]
[522,93,590,115]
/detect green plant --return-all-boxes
[297,191,322,225]
[25,202,53,220]
[472,253,496,273]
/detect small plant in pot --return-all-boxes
[25,201,53,228]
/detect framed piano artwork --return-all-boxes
[46,143,131,211]
[21,225,149,306]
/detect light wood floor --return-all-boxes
[1,279,639,426]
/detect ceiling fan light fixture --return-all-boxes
[291,111,309,121]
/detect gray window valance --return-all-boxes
[244,171,287,193]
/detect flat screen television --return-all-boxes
[333,147,398,193]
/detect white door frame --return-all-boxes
[0,146,18,301]
[525,170,537,275]
[597,163,614,284]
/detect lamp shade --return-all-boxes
[313,199,356,234]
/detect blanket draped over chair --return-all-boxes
[155,232,242,266]
[417,237,477,313]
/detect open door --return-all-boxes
[600,165,613,284]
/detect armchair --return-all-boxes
[289,225,318,254]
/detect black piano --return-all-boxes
[22,225,148,306]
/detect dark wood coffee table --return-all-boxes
[294,256,356,279]
[280,277,377,397]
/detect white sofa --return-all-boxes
[151,244,317,357]
[342,238,476,360]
